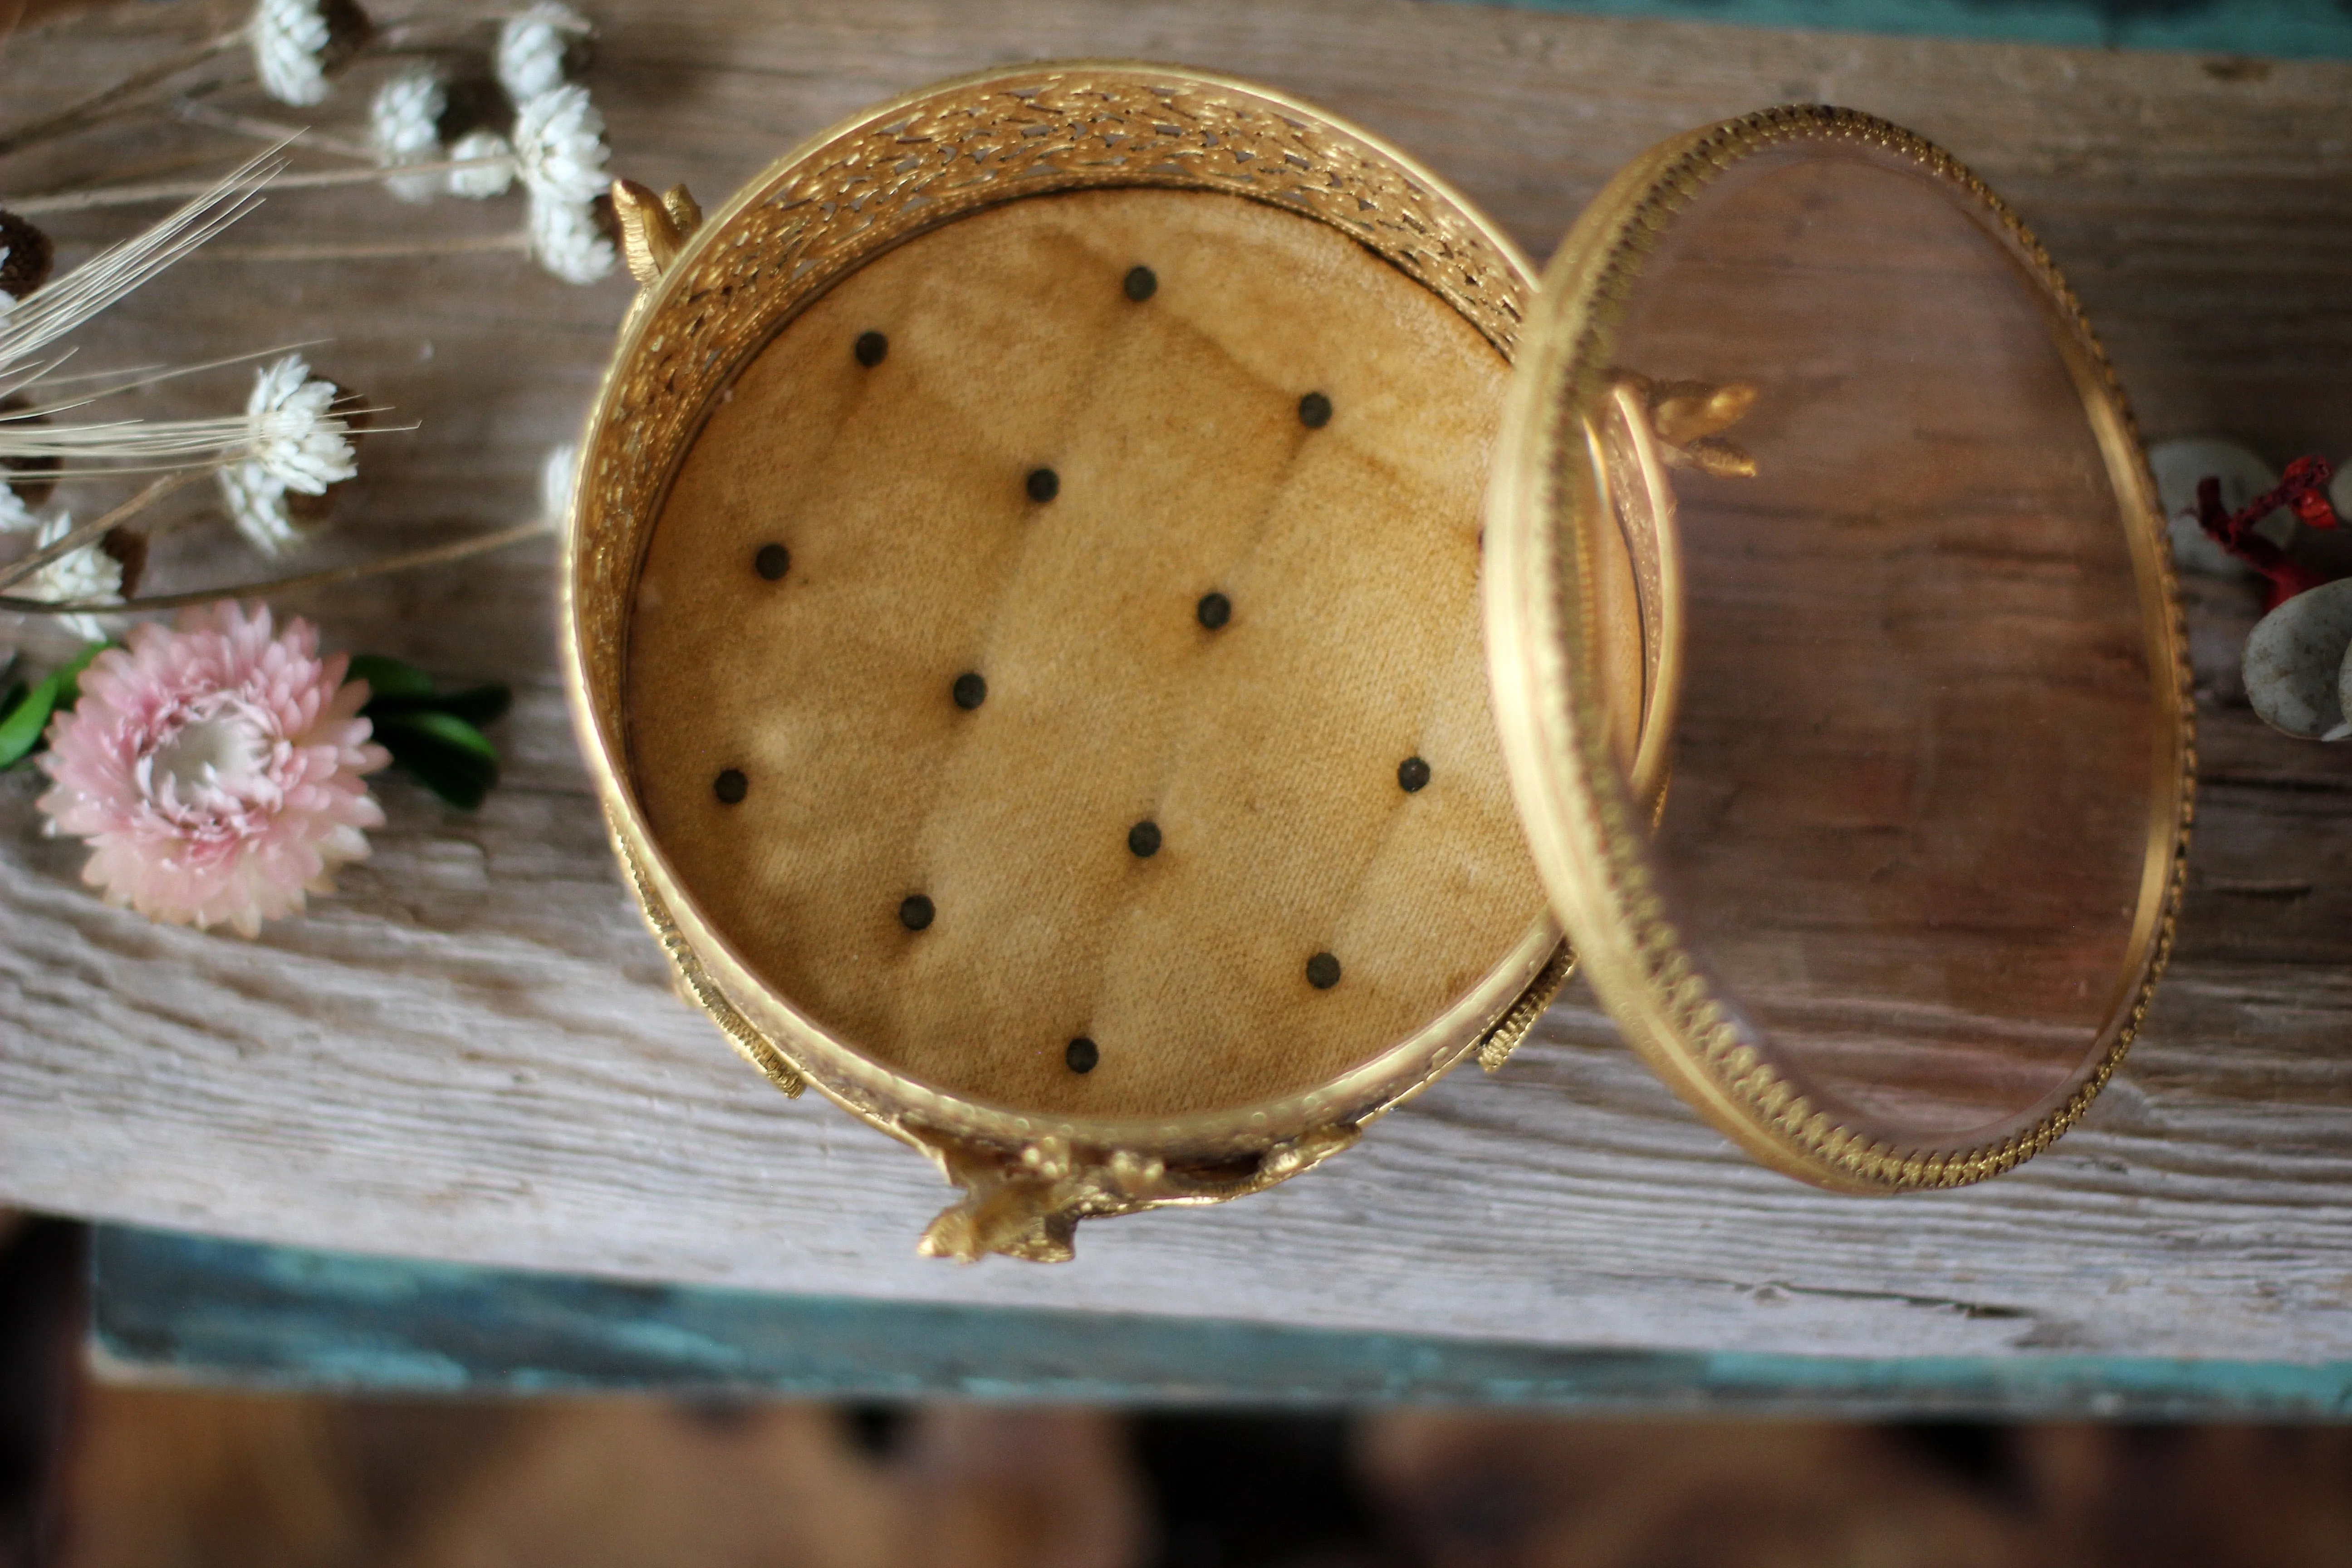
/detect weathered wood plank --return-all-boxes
[5,0,2352,1363]
[88,1226,2352,1416]
[1454,0,2352,60]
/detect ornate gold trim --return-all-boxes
[561,63,1564,1258]
[1475,942,1576,1073]
[913,1127,1362,1264]
[1486,105,2195,1191]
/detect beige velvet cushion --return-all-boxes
[625,186,1545,1119]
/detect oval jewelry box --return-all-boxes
[561,64,2193,1261]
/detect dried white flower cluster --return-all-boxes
[446,128,516,200]
[514,82,613,282]
[247,0,614,284]
[494,5,614,283]
[369,65,446,205]
[0,11,617,683]
[24,514,121,642]
[498,2,593,102]
[251,0,369,108]
[217,354,359,557]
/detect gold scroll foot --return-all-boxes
[914,1128,1362,1264]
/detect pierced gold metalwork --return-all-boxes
[564,63,1579,1263]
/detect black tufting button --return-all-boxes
[1026,467,1060,503]
[854,331,888,367]
[1306,951,1342,990]
[754,543,790,581]
[952,672,987,710]
[1298,391,1332,429]
[1196,592,1231,631]
[899,894,934,931]
[1128,820,1161,859]
[1123,265,1157,302]
[1397,756,1431,793]
[713,769,747,804]
[1066,1036,1099,1073]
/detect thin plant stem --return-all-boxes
[0,519,555,613]
[12,154,518,215]
[193,233,531,262]
[0,470,203,593]
[171,99,375,162]
[4,340,333,420]
[0,30,248,161]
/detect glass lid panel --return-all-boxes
[1499,115,2190,1176]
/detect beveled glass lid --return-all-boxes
[1486,107,2194,1190]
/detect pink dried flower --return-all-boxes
[36,602,388,936]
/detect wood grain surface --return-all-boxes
[4,0,2351,1363]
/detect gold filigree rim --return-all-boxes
[1485,105,2196,1192]
[561,61,1569,1172]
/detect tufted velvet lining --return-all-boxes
[626,187,1545,1118]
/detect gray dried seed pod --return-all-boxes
[2244,578,2352,741]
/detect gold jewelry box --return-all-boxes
[561,64,2193,1262]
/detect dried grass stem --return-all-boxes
[171,100,375,162]
[0,30,247,161]
[13,154,516,215]
[0,518,555,613]
[194,233,532,262]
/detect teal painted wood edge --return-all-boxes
[1434,0,2352,59]
[88,1226,2352,1417]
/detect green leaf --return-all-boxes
[375,710,500,811]
[51,639,105,703]
[0,686,53,769]
[0,681,26,764]
[428,684,511,727]
[361,683,512,727]
[350,655,512,809]
[0,641,108,770]
[346,653,436,701]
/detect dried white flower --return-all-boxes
[370,64,446,205]
[23,513,121,642]
[540,442,578,519]
[216,356,357,557]
[446,129,516,200]
[526,191,614,284]
[513,83,609,206]
[251,0,370,107]
[0,484,34,534]
[497,2,592,103]
[510,85,612,284]
[219,461,300,557]
[245,354,357,494]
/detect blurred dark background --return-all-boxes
[7,1214,2352,1568]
